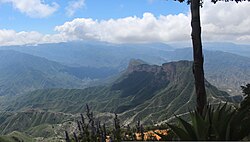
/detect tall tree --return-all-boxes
[176,0,206,114]
[176,0,249,115]
[190,0,206,115]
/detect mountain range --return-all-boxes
[0,50,118,96]
[1,41,249,96]
[203,42,250,58]
[0,60,241,141]
[0,41,248,141]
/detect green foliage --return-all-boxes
[0,50,87,96]
[0,131,35,142]
[0,60,238,134]
[0,111,73,135]
[25,124,56,138]
[112,71,169,112]
[66,104,123,142]
[0,60,243,140]
[240,84,250,109]
[66,105,164,141]
[167,103,250,141]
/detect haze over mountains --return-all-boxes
[203,42,250,58]
[0,41,249,141]
[0,41,249,96]
[0,50,118,96]
[0,60,240,140]
[1,0,250,140]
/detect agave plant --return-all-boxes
[167,103,250,141]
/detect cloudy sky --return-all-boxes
[0,0,250,46]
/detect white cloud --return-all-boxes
[54,13,191,43]
[54,2,250,44]
[1,2,250,46]
[66,0,85,17]
[201,2,250,43]
[0,0,59,18]
[0,29,64,46]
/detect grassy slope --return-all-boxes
[0,131,34,142]
[0,111,74,134]
[2,42,249,96]
[0,50,85,96]
[0,61,239,135]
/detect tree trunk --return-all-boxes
[190,0,207,115]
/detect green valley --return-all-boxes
[0,60,241,141]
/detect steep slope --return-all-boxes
[2,42,249,96]
[1,61,239,128]
[170,48,250,95]
[0,131,35,142]
[0,50,120,96]
[111,60,241,124]
[204,50,250,95]
[0,50,99,96]
[203,42,250,58]
[0,111,74,135]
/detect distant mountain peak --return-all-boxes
[126,60,192,78]
[126,59,148,73]
[113,60,193,99]
[128,59,147,66]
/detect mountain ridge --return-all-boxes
[1,42,249,96]
[0,50,118,96]
[1,60,240,125]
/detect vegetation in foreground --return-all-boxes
[0,85,248,142]
[65,104,171,142]
[66,84,250,141]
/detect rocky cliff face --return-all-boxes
[111,60,240,123]
[126,59,192,82]
[0,60,240,133]
[111,60,195,113]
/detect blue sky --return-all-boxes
[0,0,250,46]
